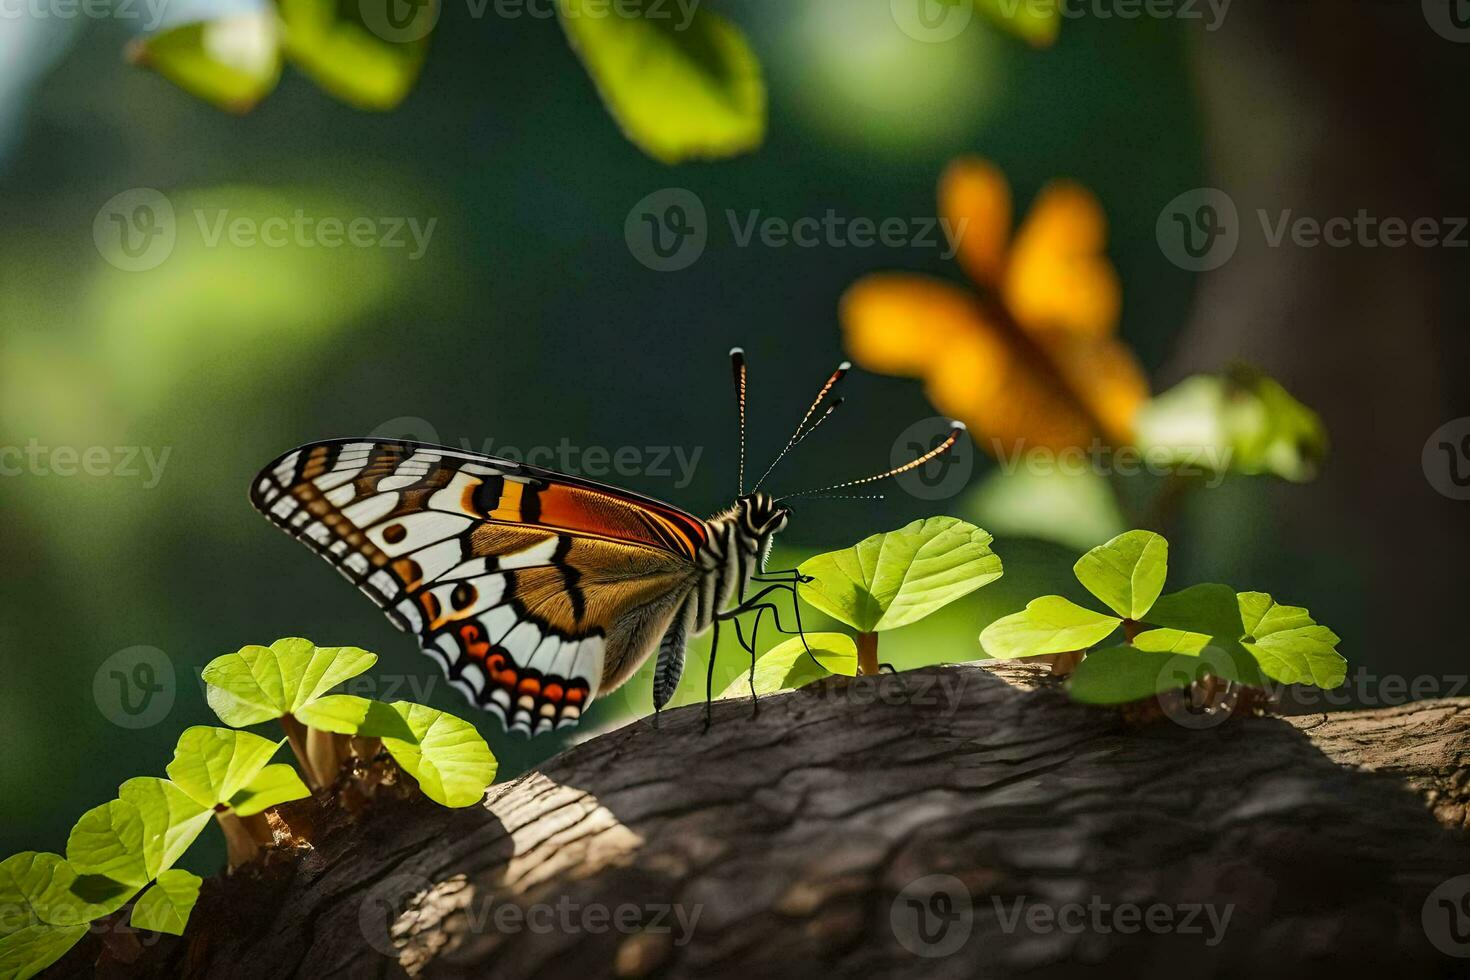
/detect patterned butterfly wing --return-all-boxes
[250,439,706,735]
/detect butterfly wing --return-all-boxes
[250,439,706,735]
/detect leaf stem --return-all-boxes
[856,632,880,677]
[281,714,321,790]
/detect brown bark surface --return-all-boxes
[54,663,1470,978]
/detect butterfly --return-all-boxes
[250,350,963,736]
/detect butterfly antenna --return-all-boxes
[730,347,748,495]
[776,420,966,500]
[750,360,851,492]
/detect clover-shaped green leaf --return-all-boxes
[0,922,89,980]
[279,0,434,111]
[359,703,496,808]
[718,633,858,699]
[129,869,202,937]
[165,727,287,809]
[116,778,212,881]
[226,765,312,818]
[65,800,149,889]
[980,596,1122,660]
[1072,529,1168,620]
[799,518,1003,633]
[559,0,764,163]
[203,638,376,727]
[128,13,283,114]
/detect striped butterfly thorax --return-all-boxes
[250,351,962,736]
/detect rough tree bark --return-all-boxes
[54,663,1470,978]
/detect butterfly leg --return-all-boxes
[703,619,721,732]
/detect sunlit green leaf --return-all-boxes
[128,13,283,113]
[1237,591,1345,688]
[65,800,148,888]
[280,0,435,110]
[1237,591,1315,639]
[129,870,202,937]
[117,778,213,880]
[979,596,1120,659]
[0,853,131,932]
[203,638,377,727]
[292,693,415,739]
[1072,530,1168,620]
[360,703,496,808]
[718,633,858,699]
[226,764,312,818]
[558,0,765,163]
[973,0,1060,46]
[0,923,89,980]
[1131,628,1210,654]
[165,727,285,809]
[799,517,1003,632]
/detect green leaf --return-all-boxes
[129,870,202,937]
[203,638,376,726]
[798,517,1004,632]
[978,596,1120,660]
[1072,530,1169,620]
[973,0,1060,46]
[718,633,858,699]
[361,703,496,808]
[128,13,283,113]
[292,694,413,739]
[226,764,312,818]
[0,853,132,931]
[0,924,89,980]
[1145,583,1244,637]
[1134,369,1327,483]
[280,0,435,110]
[65,801,148,888]
[558,0,765,163]
[1131,628,1211,655]
[1237,591,1316,638]
[165,727,285,809]
[117,778,213,880]
[1067,646,1183,705]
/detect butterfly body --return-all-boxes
[251,438,790,736]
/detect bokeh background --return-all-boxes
[3,0,1468,872]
